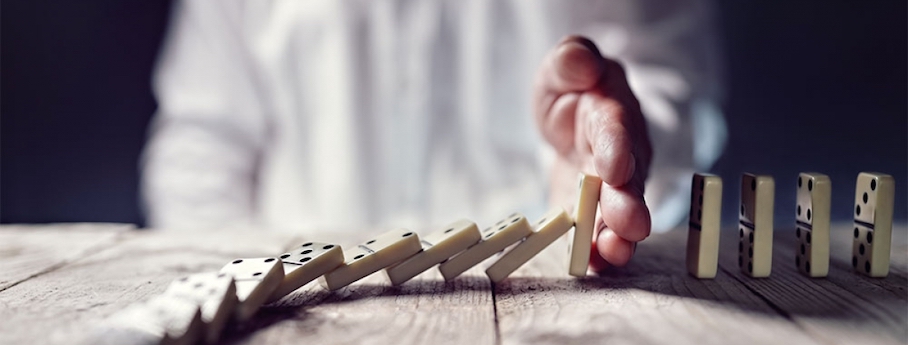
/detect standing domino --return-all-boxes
[164,272,238,344]
[686,173,722,279]
[438,213,533,281]
[219,257,284,321]
[794,173,831,278]
[852,172,895,277]
[739,173,774,278]
[486,208,573,283]
[569,174,601,277]
[385,219,482,286]
[320,228,422,290]
[270,242,344,301]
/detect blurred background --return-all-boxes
[2,1,905,227]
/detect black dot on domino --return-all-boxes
[366,239,376,245]
[740,205,744,216]
[748,247,753,258]
[232,259,243,264]
[217,273,226,278]
[870,179,876,191]
[323,245,334,250]
[301,249,312,255]
[253,272,262,276]
[808,179,813,191]
[865,261,871,273]
[854,227,859,238]
[852,256,857,268]
[748,262,753,273]
[805,261,810,273]
[867,231,873,244]
[354,254,365,260]
[797,205,801,216]
[193,282,203,289]
[402,232,413,237]
[806,232,811,244]
[739,228,744,238]
[538,218,547,224]
[807,209,811,221]
[796,227,801,238]
[859,243,865,255]
[855,205,861,216]
[179,277,189,282]
[299,257,311,263]
[800,244,805,255]
[510,217,520,223]
[280,254,290,259]
[749,232,754,243]
[265,258,275,263]
[798,177,802,188]
[498,225,507,231]
[485,232,494,239]
[863,192,868,204]
[302,242,313,247]
[445,228,454,233]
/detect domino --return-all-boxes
[852,172,895,277]
[569,174,601,277]
[385,219,482,286]
[794,173,831,278]
[320,228,422,291]
[100,295,204,345]
[269,242,344,301]
[485,208,573,283]
[686,173,722,279]
[438,213,533,281]
[164,272,238,344]
[219,257,284,321]
[738,173,774,278]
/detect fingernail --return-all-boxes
[624,154,636,184]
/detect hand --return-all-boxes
[533,35,653,272]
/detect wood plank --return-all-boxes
[494,232,823,345]
[0,226,300,345]
[719,223,908,345]
[220,230,498,345]
[0,223,130,291]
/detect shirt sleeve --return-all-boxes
[141,0,272,230]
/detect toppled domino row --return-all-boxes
[687,171,896,280]
[97,174,608,345]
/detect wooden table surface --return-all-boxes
[0,222,905,345]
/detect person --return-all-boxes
[142,0,726,273]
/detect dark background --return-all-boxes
[2,1,906,227]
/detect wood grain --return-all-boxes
[718,223,907,345]
[494,233,824,345]
[0,223,130,291]
[0,227,300,345]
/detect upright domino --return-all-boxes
[569,174,601,277]
[486,208,573,283]
[739,173,774,278]
[852,172,895,277]
[385,219,482,286]
[686,173,722,279]
[320,228,422,290]
[164,272,238,344]
[100,295,204,345]
[219,257,284,321]
[270,242,344,301]
[438,213,533,281]
[795,173,831,278]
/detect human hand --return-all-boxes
[533,35,653,273]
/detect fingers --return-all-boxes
[596,228,636,267]
[579,93,637,187]
[599,178,650,242]
[534,35,606,157]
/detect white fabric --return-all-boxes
[142,0,725,234]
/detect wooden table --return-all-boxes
[0,222,905,345]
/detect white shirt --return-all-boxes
[142,0,726,234]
